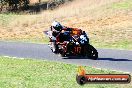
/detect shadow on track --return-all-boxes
[62,56,89,59]
[98,58,132,61]
[62,56,132,61]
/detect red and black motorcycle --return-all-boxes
[44,28,98,60]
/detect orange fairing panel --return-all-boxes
[71,28,82,35]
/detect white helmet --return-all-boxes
[52,21,63,31]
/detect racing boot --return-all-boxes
[51,41,58,54]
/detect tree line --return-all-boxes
[0,0,73,12]
[0,0,30,11]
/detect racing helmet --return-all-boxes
[52,21,63,31]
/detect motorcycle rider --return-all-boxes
[50,21,89,53]
[50,21,74,53]
[50,21,64,53]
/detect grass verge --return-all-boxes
[0,56,131,88]
[112,0,132,10]
[90,39,132,50]
[0,0,132,50]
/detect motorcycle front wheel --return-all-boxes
[85,44,98,60]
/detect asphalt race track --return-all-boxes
[0,41,132,72]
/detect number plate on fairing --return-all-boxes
[74,46,81,54]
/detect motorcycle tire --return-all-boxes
[85,44,98,60]
[60,50,66,57]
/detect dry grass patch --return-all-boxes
[0,0,132,49]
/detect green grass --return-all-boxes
[0,56,131,88]
[1,36,49,44]
[91,39,132,50]
[112,0,132,10]
[0,14,14,27]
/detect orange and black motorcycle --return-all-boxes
[44,28,98,60]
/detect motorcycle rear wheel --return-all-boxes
[60,50,66,57]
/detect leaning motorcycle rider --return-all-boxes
[50,21,65,53]
[50,21,89,53]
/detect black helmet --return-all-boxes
[52,21,63,31]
